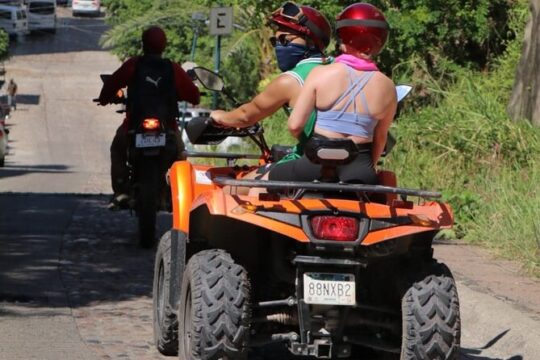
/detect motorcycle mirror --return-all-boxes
[191,67,224,92]
[396,85,413,103]
[100,74,111,83]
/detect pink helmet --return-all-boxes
[142,26,167,55]
[336,3,389,56]
[268,2,331,53]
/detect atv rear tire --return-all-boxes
[178,249,251,360]
[153,231,181,355]
[401,262,461,360]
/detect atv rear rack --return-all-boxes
[213,177,442,199]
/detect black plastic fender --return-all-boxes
[170,229,187,306]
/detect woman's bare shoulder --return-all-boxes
[373,71,395,87]
[307,63,346,84]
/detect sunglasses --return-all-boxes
[269,34,300,47]
[272,2,305,24]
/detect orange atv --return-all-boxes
[152,68,460,360]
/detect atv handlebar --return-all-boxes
[186,116,263,144]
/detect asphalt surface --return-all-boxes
[0,6,539,360]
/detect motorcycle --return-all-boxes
[152,68,460,359]
[95,75,177,248]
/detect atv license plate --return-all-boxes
[135,133,166,148]
[303,273,356,306]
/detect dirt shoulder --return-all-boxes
[434,240,540,318]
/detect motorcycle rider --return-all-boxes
[210,1,332,180]
[98,26,200,209]
[269,3,397,184]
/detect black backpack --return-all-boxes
[127,55,179,130]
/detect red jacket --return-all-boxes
[98,56,200,129]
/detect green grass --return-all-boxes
[465,165,540,276]
[382,45,540,276]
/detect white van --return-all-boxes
[0,5,28,37]
[27,0,56,33]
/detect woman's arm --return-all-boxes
[371,98,397,165]
[210,75,299,128]
[288,70,321,138]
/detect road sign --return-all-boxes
[209,7,233,36]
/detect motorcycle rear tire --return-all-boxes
[137,159,159,248]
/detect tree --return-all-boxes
[0,30,8,61]
[508,0,540,125]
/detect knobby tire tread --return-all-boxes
[181,249,250,360]
[401,262,461,360]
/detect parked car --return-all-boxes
[177,105,245,152]
[72,0,99,17]
[0,119,9,167]
[0,4,28,37]
[27,0,56,33]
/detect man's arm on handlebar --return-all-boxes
[172,63,200,105]
[97,57,137,105]
[210,74,299,128]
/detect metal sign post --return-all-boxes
[209,6,233,109]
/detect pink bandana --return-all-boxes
[335,54,379,71]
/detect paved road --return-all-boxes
[0,7,539,360]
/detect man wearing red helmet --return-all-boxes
[98,26,200,209]
[269,3,397,184]
[210,2,332,180]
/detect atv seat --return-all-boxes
[304,136,361,182]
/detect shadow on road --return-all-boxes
[0,193,169,309]
[0,164,72,179]
[460,329,522,360]
[461,353,523,360]
[15,94,41,106]
[0,94,41,106]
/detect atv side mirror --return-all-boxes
[191,67,224,92]
[396,85,412,102]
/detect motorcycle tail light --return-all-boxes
[142,118,160,130]
[310,216,359,241]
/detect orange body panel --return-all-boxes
[169,164,453,245]
[377,170,398,203]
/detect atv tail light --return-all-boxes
[310,216,358,241]
[142,118,160,130]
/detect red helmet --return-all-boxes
[336,3,389,56]
[142,26,167,55]
[268,2,331,53]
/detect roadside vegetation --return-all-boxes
[101,0,539,275]
[0,30,8,61]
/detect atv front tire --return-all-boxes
[178,249,251,360]
[153,231,182,355]
[401,262,461,360]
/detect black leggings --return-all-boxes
[268,149,378,185]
